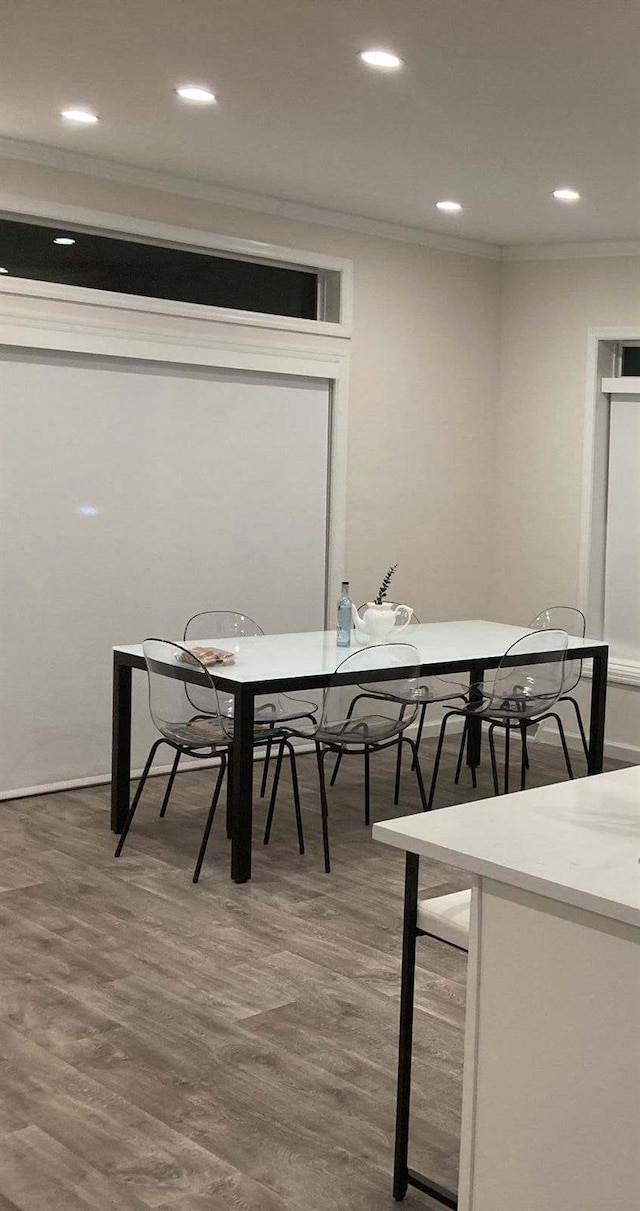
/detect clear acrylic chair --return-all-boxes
[529,606,589,763]
[266,642,429,873]
[427,629,572,808]
[184,610,317,802]
[114,639,302,882]
[330,606,468,803]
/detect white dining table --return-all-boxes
[111,619,608,882]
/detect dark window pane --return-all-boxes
[621,346,640,375]
[0,218,318,320]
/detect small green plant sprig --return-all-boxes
[375,563,398,605]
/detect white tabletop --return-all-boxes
[373,766,640,927]
[114,619,602,685]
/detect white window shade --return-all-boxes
[603,398,640,663]
[0,349,331,796]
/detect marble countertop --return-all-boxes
[373,766,640,927]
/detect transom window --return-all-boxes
[0,216,320,320]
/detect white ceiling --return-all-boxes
[2,0,639,247]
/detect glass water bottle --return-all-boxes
[336,580,352,647]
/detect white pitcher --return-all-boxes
[351,601,413,644]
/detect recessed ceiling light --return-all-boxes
[54,237,76,245]
[0,267,9,274]
[175,84,217,103]
[60,107,99,124]
[436,200,463,213]
[553,187,580,202]
[359,49,403,70]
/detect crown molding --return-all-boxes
[502,239,640,262]
[0,135,500,261]
[5,137,638,264]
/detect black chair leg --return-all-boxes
[488,724,499,795]
[410,702,428,771]
[364,746,371,826]
[159,746,182,817]
[192,754,227,883]
[566,695,589,764]
[426,711,456,810]
[454,719,468,785]
[285,740,305,855]
[316,745,331,873]
[259,739,273,798]
[551,713,574,780]
[114,738,165,856]
[263,740,286,845]
[329,748,344,788]
[403,737,428,810]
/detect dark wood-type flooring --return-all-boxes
[0,735,625,1210]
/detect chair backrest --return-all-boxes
[529,605,585,693]
[355,605,465,702]
[321,642,422,732]
[489,629,569,718]
[143,638,229,744]
[184,610,264,643]
[183,611,263,716]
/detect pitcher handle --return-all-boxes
[394,605,413,631]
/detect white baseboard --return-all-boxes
[0,742,318,803]
[416,715,640,765]
[535,723,640,765]
[3,714,636,803]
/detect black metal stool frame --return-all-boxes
[394,852,464,1206]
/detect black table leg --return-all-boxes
[225,746,234,840]
[231,685,255,883]
[111,652,132,833]
[466,661,484,772]
[588,648,608,775]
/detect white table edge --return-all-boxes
[372,767,640,930]
[372,823,640,930]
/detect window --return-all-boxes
[603,394,640,663]
[0,216,320,320]
[585,337,640,680]
[621,345,640,375]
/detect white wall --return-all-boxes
[2,157,639,758]
[0,156,500,627]
[493,257,640,757]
